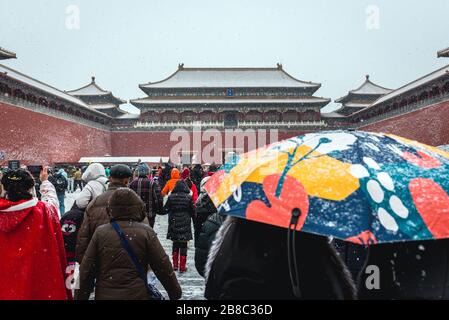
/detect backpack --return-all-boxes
[60,203,86,263]
[53,173,68,193]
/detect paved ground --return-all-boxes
[64,190,206,300]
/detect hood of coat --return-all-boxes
[171,168,180,180]
[108,188,145,222]
[181,167,190,180]
[57,169,67,178]
[0,197,38,232]
[82,163,106,182]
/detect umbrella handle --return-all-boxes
[288,208,302,298]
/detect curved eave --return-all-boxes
[335,92,386,104]
[0,48,17,60]
[349,79,393,95]
[67,81,126,105]
[438,47,449,58]
[72,93,126,106]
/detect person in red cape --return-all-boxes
[0,167,71,300]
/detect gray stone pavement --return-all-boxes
[64,190,206,300]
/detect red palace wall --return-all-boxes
[0,102,111,165]
[3,99,448,165]
[359,100,449,146]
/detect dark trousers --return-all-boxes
[172,241,187,256]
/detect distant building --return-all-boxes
[67,76,127,118]
[334,75,392,116]
[129,63,330,129]
[1,45,449,164]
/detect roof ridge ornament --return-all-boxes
[91,76,96,83]
[366,75,370,80]
[178,63,184,70]
[276,63,283,69]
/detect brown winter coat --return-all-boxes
[74,188,181,300]
[75,182,124,264]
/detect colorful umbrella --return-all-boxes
[205,130,449,245]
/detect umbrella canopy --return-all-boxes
[205,130,449,245]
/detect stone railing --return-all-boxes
[238,120,327,128]
[111,120,328,131]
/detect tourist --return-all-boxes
[76,164,132,264]
[194,177,223,277]
[195,211,224,278]
[163,180,195,273]
[129,163,163,228]
[73,168,83,191]
[161,162,174,189]
[49,168,68,216]
[193,176,214,242]
[206,163,219,177]
[153,166,164,187]
[191,163,204,192]
[74,163,108,210]
[181,167,198,204]
[75,188,182,300]
[105,166,111,178]
[161,167,180,197]
[66,166,76,193]
[204,217,356,300]
[0,167,70,300]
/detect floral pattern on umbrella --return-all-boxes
[205,130,449,244]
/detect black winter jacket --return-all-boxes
[164,181,195,241]
[358,239,449,300]
[195,212,225,277]
[194,193,217,235]
[205,217,356,300]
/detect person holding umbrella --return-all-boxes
[204,130,449,299]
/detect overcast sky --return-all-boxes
[1,0,448,113]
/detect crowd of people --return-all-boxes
[1,160,449,300]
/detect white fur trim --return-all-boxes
[0,197,38,212]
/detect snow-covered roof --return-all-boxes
[140,64,321,89]
[131,96,330,108]
[370,64,449,107]
[438,47,449,58]
[0,47,16,60]
[78,156,169,164]
[0,63,92,109]
[67,76,126,104]
[116,113,140,119]
[320,112,346,118]
[335,75,393,103]
[342,102,372,108]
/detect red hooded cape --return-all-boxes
[0,198,69,300]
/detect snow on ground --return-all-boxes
[65,191,206,300]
